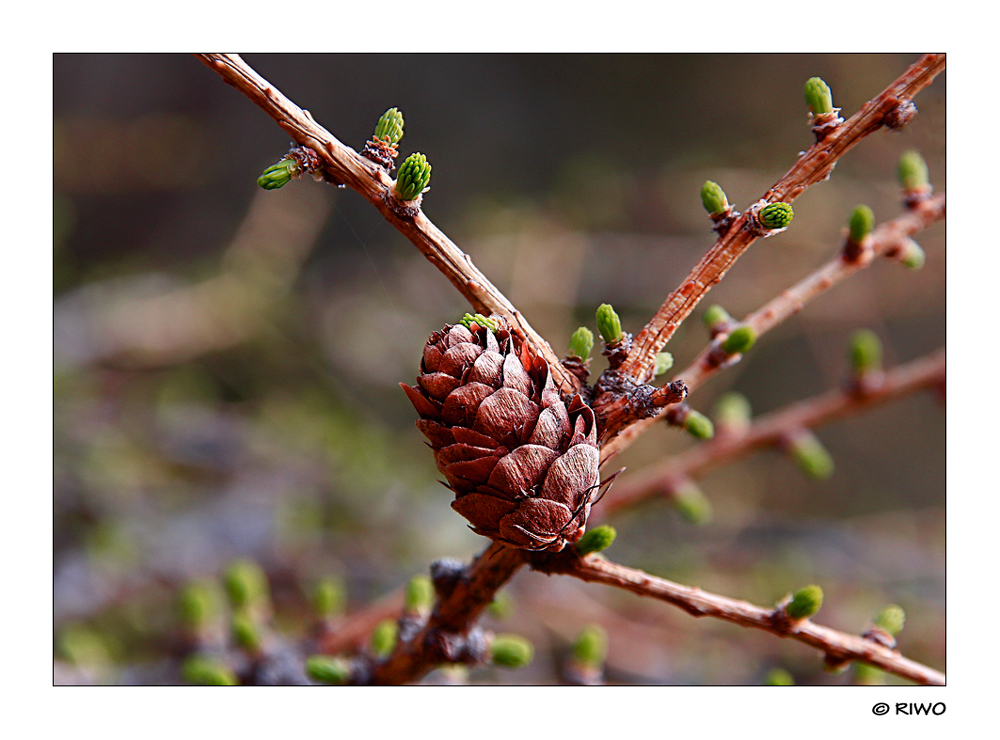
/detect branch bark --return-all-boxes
[617,54,945,385]
[600,192,945,462]
[598,347,945,518]
[368,542,525,685]
[194,53,581,396]
[530,550,945,685]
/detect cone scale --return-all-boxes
[401,317,601,551]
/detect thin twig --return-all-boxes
[598,348,945,518]
[612,54,945,387]
[194,53,580,396]
[601,192,945,462]
[530,551,945,685]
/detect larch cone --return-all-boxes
[401,317,601,551]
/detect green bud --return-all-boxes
[58,624,112,668]
[759,202,794,230]
[804,77,834,116]
[898,238,926,269]
[257,158,298,190]
[786,584,824,620]
[703,304,732,332]
[306,655,351,685]
[374,107,404,145]
[898,150,929,191]
[714,392,752,434]
[721,325,757,355]
[490,634,534,668]
[182,656,238,686]
[405,575,435,614]
[684,409,715,440]
[394,152,432,201]
[701,180,730,216]
[568,326,594,361]
[575,525,617,556]
[788,432,834,480]
[849,329,882,375]
[313,577,345,620]
[854,663,885,685]
[488,592,513,620]
[848,205,875,244]
[764,667,795,686]
[231,612,263,653]
[572,624,608,668]
[459,312,498,333]
[595,304,623,345]
[672,480,712,524]
[370,619,398,658]
[179,579,223,632]
[654,352,674,376]
[874,605,906,636]
[223,559,270,611]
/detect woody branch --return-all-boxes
[530,551,944,685]
[194,53,581,396]
[592,54,945,444]
[598,347,945,517]
[601,191,945,462]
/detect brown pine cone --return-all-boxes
[401,317,601,551]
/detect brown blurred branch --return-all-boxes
[194,53,580,396]
[598,347,945,518]
[530,551,945,685]
[368,542,525,685]
[601,192,946,462]
[592,54,945,444]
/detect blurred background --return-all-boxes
[53,54,945,685]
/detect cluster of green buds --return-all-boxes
[783,584,824,621]
[748,201,795,236]
[182,655,239,686]
[804,76,843,138]
[393,152,432,202]
[670,478,712,524]
[370,619,398,659]
[721,325,757,356]
[362,107,405,170]
[257,146,322,190]
[714,392,752,436]
[848,329,884,393]
[898,150,932,207]
[405,574,435,616]
[842,205,876,263]
[596,303,624,346]
[223,559,272,656]
[566,624,608,685]
[574,525,617,556]
[784,429,834,480]
[459,312,498,334]
[312,577,346,623]
[888,237,926,270]
[764,667,795,686]
[703,304,733,337]
[489,634,534,669]
[653,352,674,377]
[701,180,738,234]
[306,655,351,685]
[178,578,224,641]
[257,156,301,191]
[562,326,595,384]
[675,405,714,441]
